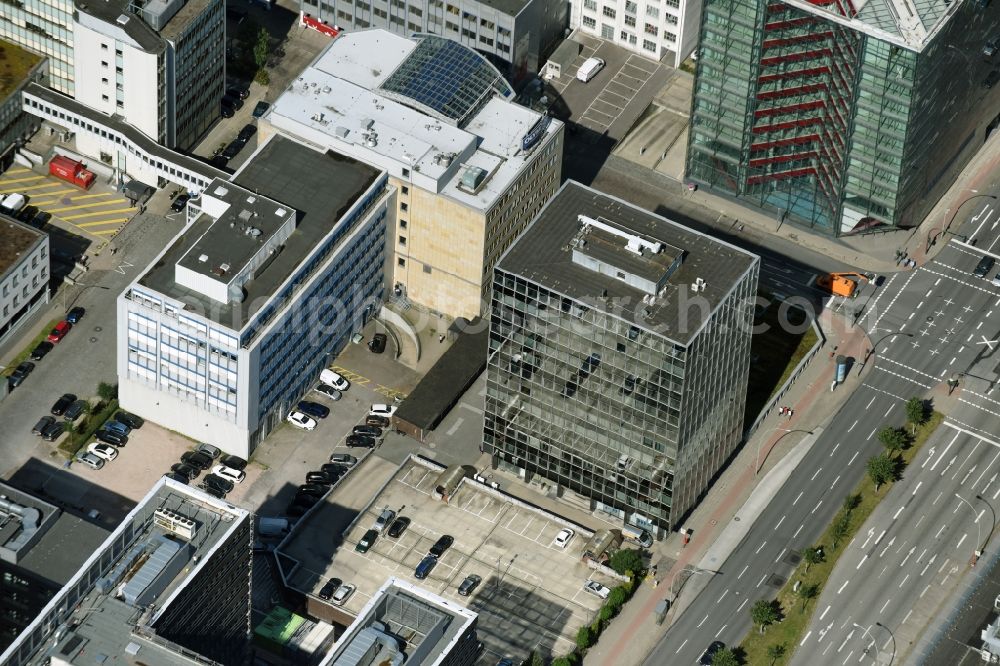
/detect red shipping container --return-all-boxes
[49,155,96,189]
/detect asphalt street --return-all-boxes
[644,200,1000,664]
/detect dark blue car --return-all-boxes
[297,400,329,420]
[415,555,437,579]
[66,307,85,324]
[103,420,131,436]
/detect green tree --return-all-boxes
[842,494,861,512]
[598,604,615,625]
[867,454,895,492]
[552,658,575,666]
[750,599,780,634]
[831,513,851,548]
[803,546,824,572]
[712,647,740,666]
[97,382,117,402]
[253,27,270,71]
[905,397,925,433]
[767,643,787,665]
[796,583,819,613]
[608,586,627,608]
[529,652,545,666]
[877,427,907,455]
[575,625,593,651]
[607,548,644,576]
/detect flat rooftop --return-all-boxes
[0,478,250,666]
[278,455,619,662]
[0,215,44,279]
[0,39,42,101]
[498,181,759,345]
[137,135,382,329]
[74,0,164,53]
[15,513,110,585]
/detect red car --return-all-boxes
[47,320,71,342]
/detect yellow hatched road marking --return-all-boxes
[48,200,131,214]
[76,218,129,228]
[8,182,69,193]
[0,174,48,185]
[92,228,121,236]
[36,192,113,204]
[4,166,33,175]
[62,207,135,220]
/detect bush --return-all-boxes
[598,604,615,625]
[608,548,644,576]
[608,586,627,609]
[575,625,593,651]
[97,382,117,402]
[552,656,576,666]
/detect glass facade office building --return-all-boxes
[687,0,1000,236]
[0,0,74,95]
[484,181,758,536]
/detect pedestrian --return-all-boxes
[438,334,445,343]
[779,406,786,416]
[787,409,794,419]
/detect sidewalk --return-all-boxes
[583,308,872,666]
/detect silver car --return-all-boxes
[75,452,106,470]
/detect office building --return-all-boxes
[117,135,389,456]
[0,0,74,94]
[299,0,567,82]
[320,577,481,666]
[687,0,1000,236]
[570,0,701,67]
[73,0,225,150]
[0,482,109,653]
[0,215,50,348]
[483,181,759,536]
[0,40,48,154]
[0,477,253,666]
[265,29,563,319]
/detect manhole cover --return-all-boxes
[89,337,98,343]
[766,573,786,588]
[785,552,802,566]
[94,326,103,332]
[927,316,933,322]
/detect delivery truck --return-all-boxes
[49,156,96,189]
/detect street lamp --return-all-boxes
[955,493,983,564]
[875,622,896,664]
[927,194,998,251]
[669,565,715,603]
[756,427,814,477]
[852,623,882,663]
[861,331,915,371]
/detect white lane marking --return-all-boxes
[717,589,728,604]
[957,533,968,549]
[801,630,813,646]
[736,598,748,613]
[812,467,824,481]
[884,404,894,417]
[838,580,850,594]
[935,524,947,538]
[939,557,951,573]
[793,524,804,539]
[912,481,923,496]
[849,451,860,465]
[831,442,841,456]
[867,396,877,409]
[848,419,858,432]
[738,565,748,579]
[880,598,891,613]
[794,491,804,505]
[820,605,831,620]
[757,574,767,588]
[856,555,868,570]
[714,624,727,638]
[813,500,824,514]
[775,515,786,530]
[902,609,913,625]
[831,475,841,489]
[696,614,708,628]
[676,639,689,654]
[756,541,767,554]
[920,584,931,598]
[893,505,905,520]
[899,573,910,588]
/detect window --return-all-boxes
[625,0,637,11]
[665,31,677,41]
[446,20,458,30]
[625,15,636,26]
[601,23,614,38]
[423,264,432,274]
[402,168,410,177]
[399,235,407,246]
[665,13,677,24]
[583,16,596,28]
[101,43,108,50]
[400,202,408,212]
[101,77,108,84]
[401,185,409,195]
[480,18,494,29]
[398,257,406,267]
[400,219,408,229]
[102,94,109,102]
[644,23,658,35]
[101,61,108,68]
[646,5,659,16]
[584,0,596,9]
[643,39,656,51]
[602,6,616,18]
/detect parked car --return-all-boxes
[221,454,247,470]
[583,580,611,599]
[75,451,105,470]
[210,154,229,169]
[171,462,200,481]
[285,504,309,518]
[458,574,482,596]
[297,401,330,420]
[237,123,257,141]
[213,464,246,484]
[202,473,234,494]
[974,255,996,278]
[368,333,387,353]
[66,307,86,324]
[103,420,131,437]
[87,442,118,462]
[50,393,76,416]
[8,361,35,388]
[415,555,437,579]
[387,516,410,538]
[292,493,320,508]
[16,205,37,223]
[305,470,332,485]
[226,86,250,100]
[96,430,128,446]
[47,321,72,343]
[553,528,575,549]
[221,140,245,160]
[366,414,390,428]
[314,383,342,401]
[297,483,328,497]
[220,103,235,119]
[32,210,51,227]
[331,583,355,606]
[320,463,346,480]
[320,369,350,391]
[181,450,213,470]
[329,453,358,466]
[252,100,270,118]
[32,415,55,435]
[204,485,227,499]
[30,341,53,360]
[699,641,726,665]
[196,443,221,459]
[346,434,375,448]
[429,535,454,557]
[163,471,189,484]
[369,403,398,418]
[222,94,243,111]
[373,508,396,533]
[114,411,144,429]
[63,400,88,421]
[353,424,382,438]
[41,421,65,441]
[318,577,343,601]
[287,411,317,431]
[356,528,378,553]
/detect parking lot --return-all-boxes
[281,456,620,662]
[0,165,138,241]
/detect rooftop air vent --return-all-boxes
[198,254,208,263]
[366,134,378,148]
[275,208,287,217]
[213,186,229,197]
[116,13,130,24]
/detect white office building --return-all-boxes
[74,0,225,150]
[570,0,700,67]
[117,135,390,457]
[0,215,49,348]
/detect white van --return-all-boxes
[621,525,653,548]
[0,193,26,213]
[576,57,606,83]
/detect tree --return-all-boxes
[905,397,925,433]
[253,27,270,71]
[598,604,615,625]
[796,583,819,613]
[607,586,627,608]
[877,427,907,455]
[712,648,740,666]
[607,548,644,576]
[750,599,780,634]
[575,625,593,651]
[767,643,787,665]
[552,658,576,666]
[867,454,895,492]
[529,653,545,666]
[803,546,824,572]
[97,381,117,402]
[842,494,861,512]
[831,512,851,548]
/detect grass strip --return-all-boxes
[2,318,60,376]
[58,399,119,457]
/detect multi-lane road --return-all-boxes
[644,199,1000,664]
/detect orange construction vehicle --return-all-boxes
[815,272,872,297]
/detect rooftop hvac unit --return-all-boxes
[153,508,197,540]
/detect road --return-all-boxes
[643,197,1000,664]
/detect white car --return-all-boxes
[287,411,317,431]
[553,527,575,548]
[583,580,611,600]
[331,583,356,606]
[369,403,398,418]
[320,369,350,391]
[212,464,246,484]
[87,442,119,462]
